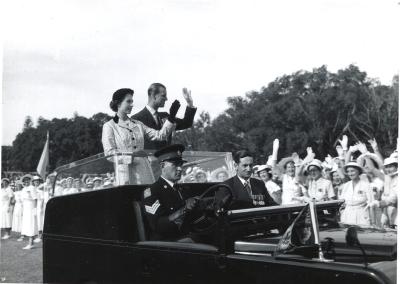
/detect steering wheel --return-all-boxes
[189,183,233,234]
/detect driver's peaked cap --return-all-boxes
[154,144,187,163]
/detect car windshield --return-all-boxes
[52,150,235,195]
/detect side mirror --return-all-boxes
[345,226,359,247]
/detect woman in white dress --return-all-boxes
[339,162,373,226]
[20,182,38,249]
[102,88,177,185]
[256,165,282,204]
[12,181,24,239]
[31,176,44,242]
[278,157,307,205]
[1,178,15,239]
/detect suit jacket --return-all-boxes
[142,177,187,241]
[132,106,197,150]
[223,176,277,210]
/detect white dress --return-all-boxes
[307,178,335,201]
[281,174,304,205]
[264,180,282,204]
[11,191,23,232]
[369,177,384,228]
[20,186,38,237]
[339,179,373,226]
[36,188,44,231]
[0,186,14,228]
[381,174,398,226]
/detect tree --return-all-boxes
[180,65,398,163]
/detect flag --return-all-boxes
[37,131,49,179]
[275,201,320,256]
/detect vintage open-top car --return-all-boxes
[43,150,397,283]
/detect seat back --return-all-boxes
[133,201,147,241]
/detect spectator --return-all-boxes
[1,178,15,239]
[256,165,281,204]
[12,180,24,241]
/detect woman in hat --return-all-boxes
[102,88,178,185]
[210,167,229,182]
[278,156,307,205]
[357,153,384,227]
[20,177,38,249]
[305,159,336,202]
[31,176,44,242]
[1,178,15,239]
[339,161,373,226]
[377,155,398,228]
[12,180,24,240]
[256,165,282,204]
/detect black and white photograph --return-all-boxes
[1,0,399,283]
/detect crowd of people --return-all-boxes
[248,136,398,229]
[0,173,117,249]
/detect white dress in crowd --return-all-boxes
[281,174,305,205]
[381,174,398,227]
[11,191,23,232]
[264,180,282,205]
[102,116,175,186]
[339,179,373,226]
[0,186,14,228]
[63,187,78,195]
[307,177,335,202]
[369,177,384,228]
[20,186,38,237]
[36,187,44,231]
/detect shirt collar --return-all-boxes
[237,175,250,187]
[146,105,157,115]
[161,176,175,188]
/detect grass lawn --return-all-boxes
[0,231,42,283]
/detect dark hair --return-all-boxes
[233,150,253,164]
[110,88,134,112]
[147,83,166,97]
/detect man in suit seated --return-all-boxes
[132,83,197,150]
[222,150,277,210]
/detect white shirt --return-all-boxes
[339,179,372,207]
[307,177,335,201]
[281,174,303,205]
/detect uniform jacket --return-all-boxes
[132,106,197,150]
[142,177,187,241]
[223,175,277,210]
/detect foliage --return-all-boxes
[176,65,398,163]
[8,113,112,172]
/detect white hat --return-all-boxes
[357,153,383,170]
[93,177,102,182]
[32,176,41,181]
[344,161,363,173]
[306,159,322,172]
[256,165,271,173]
[384,156,398,166]
[1,178,10,183]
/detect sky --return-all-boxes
[1,0,399,146]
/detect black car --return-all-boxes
[43,151,397,283]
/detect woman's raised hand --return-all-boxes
[338,135,348,151]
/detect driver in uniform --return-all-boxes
[143,144,199,241]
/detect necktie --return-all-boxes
[155,112,162,128]
[244,181,252,198]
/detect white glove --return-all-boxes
[272,139,279,159]
[338,135,348,151]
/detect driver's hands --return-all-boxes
[185,197,199,211]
